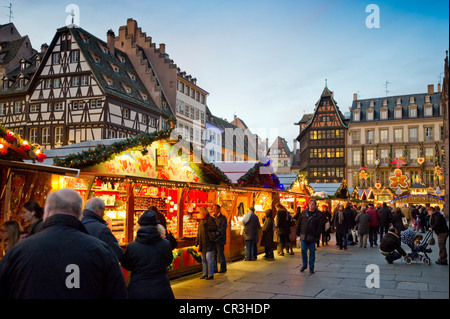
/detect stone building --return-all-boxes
[347,84,444,191]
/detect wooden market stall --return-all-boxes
[52,129,238,277]
[390,182,445,209]
[1,125,80,222]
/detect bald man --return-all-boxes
[0,188,127,299]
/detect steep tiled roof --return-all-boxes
[66,26,161,112]
[0,37,26,65]
[0,52,42,96]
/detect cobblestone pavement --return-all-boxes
[170,233,449,299]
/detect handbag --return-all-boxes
[166,230,178,250]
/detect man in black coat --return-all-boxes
[427,206,449,265]
[275,203,290,256]
[242,207,261,261]
[379,227,408,264]
[81,197,123,261]
[295,199,324,274]
[0,188,127,299]
[378,202,392,242]
[211,204,227,273]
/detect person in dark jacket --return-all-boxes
[275,203,290,256]
[379,227,408,264]
[378,202,392,241]
[21,200,44,237]
[411,205,419,231]
[418,206,428,233]
[295,199,324,274]
[344,203,356,245]
[260,209,274,259]
[427,206,449,265]
[366,204,379,247]
[211,204,227,273]
[121,210,174,298]
[0,188,127,299]
[334,204,347,249]
[243,207,261,261]
[321,205,332,246]
[391,207,406,232]
[196,207,218,279]
[81,197,123,261]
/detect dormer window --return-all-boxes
[380,108,388,120]
[356,102,361,109]
[424,105,433,117]
[138,91,148,101]
[383,99,388,106]
[425,95,431,103]
[20,60,26,70]
[122,83,131,94]
[409,97,415,104]
[396,98,402,105]
[369,100,375,107]
[394,106,402,119]
[409,106,417,118]
[353,110,360,122]
[366,109,374,121]
[90,52,101,64]
[118,56,125,64]
[128,72,136,81]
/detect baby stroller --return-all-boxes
[400,229,433,265]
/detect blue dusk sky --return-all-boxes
[3,0,449,150]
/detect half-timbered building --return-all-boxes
[7,24,172,150]
[293,85,349,183]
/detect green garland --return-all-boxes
[54,129,174,168]
[237,161,281,189]
[187,247,202,263]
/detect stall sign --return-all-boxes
[83,141,202,183]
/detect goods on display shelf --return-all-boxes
[91,181,128,245]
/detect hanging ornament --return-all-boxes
[0,144,7,156]
[389,168,408,188]
[374,182,382,189]
[417,157,425,165]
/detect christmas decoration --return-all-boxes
[389,168,408,188]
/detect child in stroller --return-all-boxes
[400,228,433,265]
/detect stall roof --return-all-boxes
[277,174,298,189]
[310,183,341,195]
[0,159,80,177]
[214,162,260,183]
[31,139,126,166]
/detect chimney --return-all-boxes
[293,139,297,153]
[107,29,115,54]
[438,83,441,92]
[427,84,434,94]
[40,43,48,54]
[353,93,358,101]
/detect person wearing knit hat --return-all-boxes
[121,210,174,298]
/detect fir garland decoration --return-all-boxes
[54,128,173,168]
[186,247,202,263]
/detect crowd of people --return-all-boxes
[0,188,448,298]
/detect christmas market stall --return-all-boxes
[0,125,80,222]
[53,129,235,277]
[391,182,445,209]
